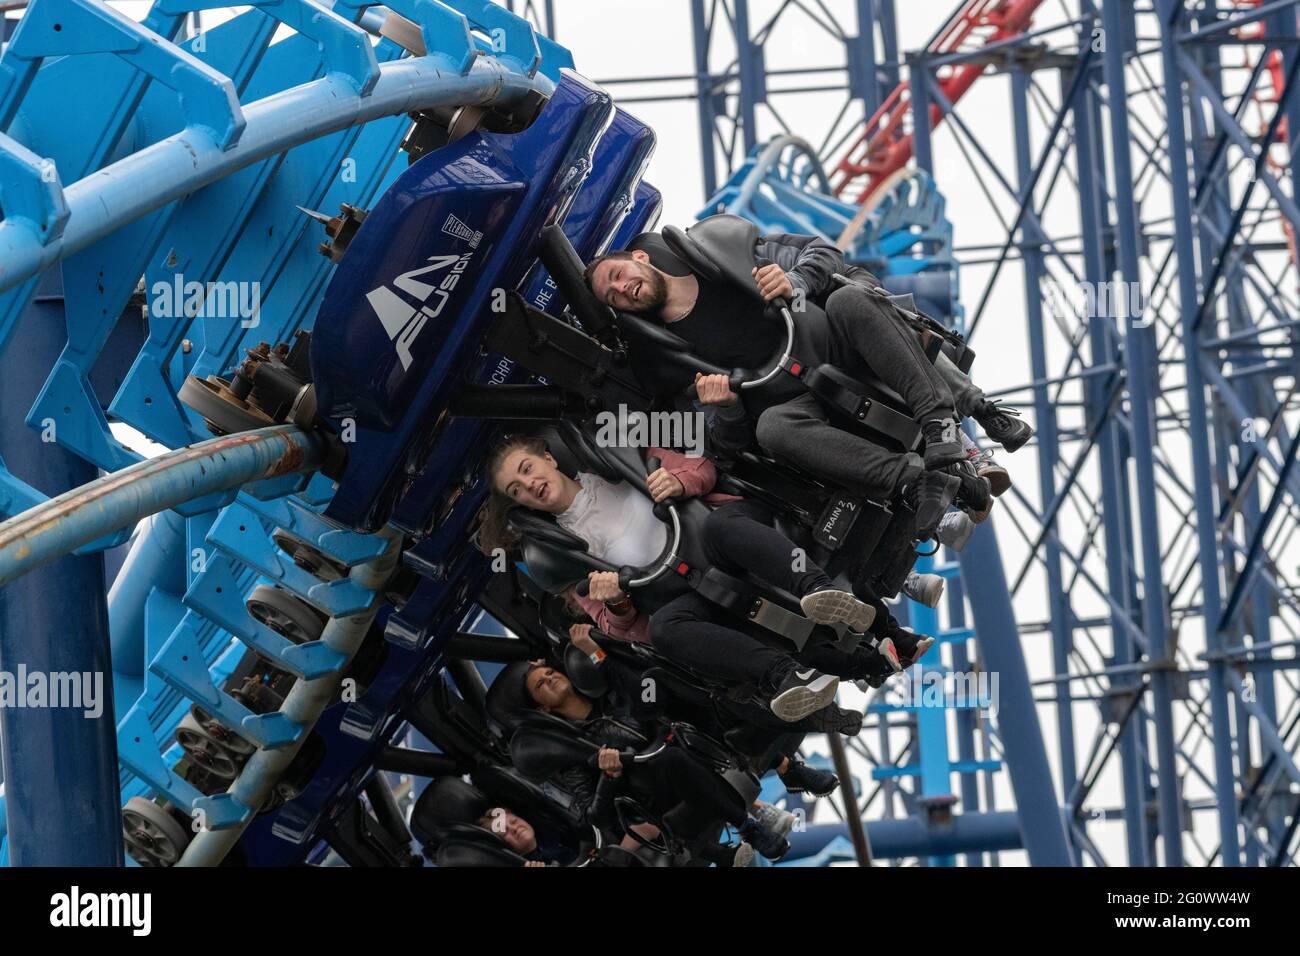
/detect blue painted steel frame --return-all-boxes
[6,0,1300,869]
[0,0,567,866]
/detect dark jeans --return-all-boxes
[797,631,872,679]
[823,284,956,421]
[651,499,895,684]
[648,591,788,688]
[630,747,749,837]
[702,499,831,597]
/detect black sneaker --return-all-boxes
[851,640,902,680]
[943,462,992,514]
[804,705,864,737]
[739,817,791,861]
[922,416,966,469]
[902,470,960,539]
[781,758,841,796]
[974,400,1033,453]
[883,625,936,667]
[768,662,840,722]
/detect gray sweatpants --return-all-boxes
[751,288,987,498]
[936,352,986,419]
[756,393,925,498]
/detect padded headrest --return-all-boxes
[557,420,624,483]
[518,534,603,595]
[494,424,582,479]
[491,423,619,486]
[540,592,578,633]
[509,505,621,595]
[472,764,586,841]
[473,765,564,825]
[411,777,491,845]
[510,720,599,782]
[435,831,527,868]
[485,660,538,733]
[626,232,690,276]
[563,642,610,699]
[539,223,617,337]
[663,214,762,301]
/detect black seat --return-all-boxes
[563,641,610,699]
[471,763,593,857]
[435,824,528,867]
[509,716,602,782]
[485,660,538,737]
[663,214,763,295]
[411,776,491,847]
[472,763,586,837]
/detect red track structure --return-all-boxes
[1234,0,1297,265]
[829,0,1046,204]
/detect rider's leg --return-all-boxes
[755,394,922,498]
[649,592,784,684]
[823,285,964,468]
[865,601,935,666]
[756,395,958,538]
[935,352,985,418]
[797,629,899,678]
[648,593,838,721]
[702,499,878,633]
[934,352,1034,452]
[636,748,749,834]
[701,499,831,595]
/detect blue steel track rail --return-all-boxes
[0,0,571,866]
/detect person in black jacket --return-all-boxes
[489,659,794,862]
[583,228,1029,536]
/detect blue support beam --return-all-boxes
[1156,0,1243,866]
[1010,64,1077,810]
[786,810,1025,861]
[0,267,120,866]
[910,41,1071,868]
[1100,0,1184,868]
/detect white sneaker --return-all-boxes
[800,587,876,632]
[769,667,840,722]
[935,511,975,551]
[903,571,945,608]
[733,841,758,867]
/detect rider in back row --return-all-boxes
[449,221,1034,866]
[582,222,1032,539]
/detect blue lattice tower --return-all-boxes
[628,0,1300,867]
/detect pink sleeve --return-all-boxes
[651,446,717,498]
[574,592,650,644]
